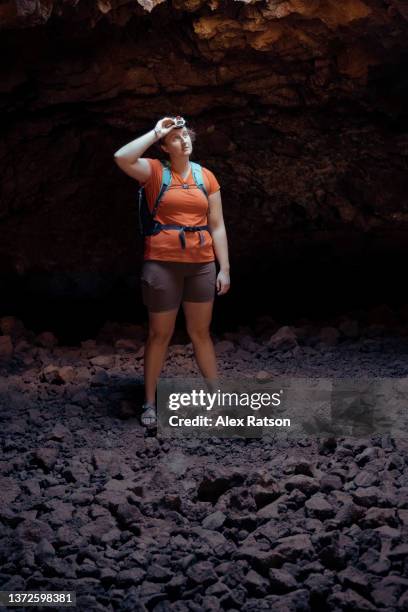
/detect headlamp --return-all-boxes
[173,116,186,128]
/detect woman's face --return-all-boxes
[161,127,192,158]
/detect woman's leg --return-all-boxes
[182,300,218,384]
[144,308,178,404]
[141,261,183,405]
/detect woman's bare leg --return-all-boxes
[144,308,179,404]
[182,300,218,388]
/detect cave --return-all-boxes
[2,0,408,343]
[1,1,408,610]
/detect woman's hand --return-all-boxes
[216,269,230,296]
[154,117,178,140]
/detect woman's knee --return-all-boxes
[147,308,178,344]
[186,325,211,341]
[148,327,174,344]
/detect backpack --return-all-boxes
[138,160,210,249]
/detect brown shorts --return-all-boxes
[141,260,217,312]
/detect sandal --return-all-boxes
[141,402,157,426]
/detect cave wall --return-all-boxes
[1,0,408,324]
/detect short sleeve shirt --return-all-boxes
[139,158,220,263]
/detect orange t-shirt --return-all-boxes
[139,158,220,263]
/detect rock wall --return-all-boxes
[1,0,408,320]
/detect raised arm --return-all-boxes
[113,117,177,182]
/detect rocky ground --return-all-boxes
[1,304,408,611]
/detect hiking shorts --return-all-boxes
[141,260,217,312]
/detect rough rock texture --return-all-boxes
[2,5,408,608]
[1,0,408,322]
[1,309,408,610]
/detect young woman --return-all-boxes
[113,116,230,426]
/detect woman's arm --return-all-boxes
[113,117,176,182]
[113,129,158,182]
[207,190,231,295]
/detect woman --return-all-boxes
[113,116,230,426]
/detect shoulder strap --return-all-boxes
[148,160,172,218]
[190,161,208,199]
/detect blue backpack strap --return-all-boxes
[190,161,208,199]
[151,160,172,217]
